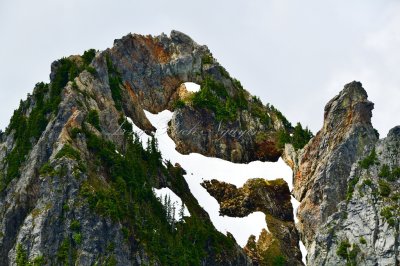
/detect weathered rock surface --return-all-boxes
[104,31,204,113]
[100,30,292,163]
[284,81,400,265]
[202,178,303,265]
[283,81,378,246]
[307,125,400,266]
[168,103,286,163]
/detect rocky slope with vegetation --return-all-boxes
[0,32,251,265]
[0,31,312,265]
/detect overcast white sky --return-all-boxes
[1,0,399,136]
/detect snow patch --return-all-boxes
[135,109,306,263]
[115,149,124,157]
[184,82,200,93]
[300,241,307,265]
[291,195,307,264]
[291,197,300,224]
[141,110,301,247]
[125,116,151,148]
[153,187,190,221]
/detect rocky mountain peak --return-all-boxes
[283,81,379,255]
[170,30,196,45]
[388,125,400,139]
[0,31,309,265]
[323,81,373,134]
[305,125,400,265]
[3,29,398,265]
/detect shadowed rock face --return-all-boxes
[168,105,284,163]
[202,178,303,266]
[202,179,293,220]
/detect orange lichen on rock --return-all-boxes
[143,36,171,64]
[124,81,139,101]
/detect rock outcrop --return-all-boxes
[202,178,303,265]
[308,125,400,265]
[100,31,294,163]
[103,31,204,113]
[168,102,286,163]
[284,81,400,265]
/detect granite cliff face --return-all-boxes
[284,81,400,265]
[284,81,378,246]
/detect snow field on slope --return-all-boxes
[128,109,307,263]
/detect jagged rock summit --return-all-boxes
[91,30,299,163]
[284,81,377,243]
[284,81,400,265]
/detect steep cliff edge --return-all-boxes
[308,125,400,265]
[284,81,400,265]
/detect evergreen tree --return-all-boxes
[171,201,176,230]
[165,195,172,224]
[146,139,152,153]
[292,122,313,150]
[179,200,185,221]
[16,244,28,266]
[163,194,169,221]
[150,137,162,162]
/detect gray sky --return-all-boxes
[1,0,399,136]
